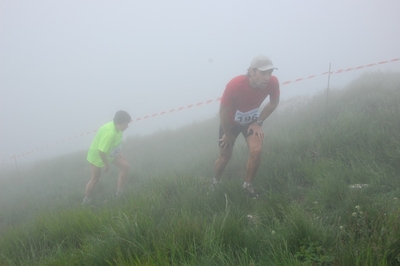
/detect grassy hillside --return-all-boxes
[0,71,400,265]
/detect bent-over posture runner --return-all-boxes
[83,110,131,204]
[213,55,280,197]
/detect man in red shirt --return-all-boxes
[213,55,280,197]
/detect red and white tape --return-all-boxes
[1,57,399,163]
[132,98,218,122]
[281,58,400,86]
[0,130,98,163]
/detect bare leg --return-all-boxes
[244,135,263,183]
[85,164,102,199]
[214,145,234,182]
[112,154,130,193]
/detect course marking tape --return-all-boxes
[2,58,399,163]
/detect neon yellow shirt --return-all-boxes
[87,122,122,167]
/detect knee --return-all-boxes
[220,153,232,163]
[249,147,262,159]
[90,175,101,184]
[121,162,130,173]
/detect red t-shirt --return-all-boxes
[220,75,280,126]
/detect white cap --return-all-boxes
[250,55,278,71]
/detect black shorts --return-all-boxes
[218,124,254,147]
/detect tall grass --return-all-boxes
[0,71,400,265]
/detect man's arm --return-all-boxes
[219,104,233,137]
[219,104,235,149]
[98,150,110,173]
[258,95,280,122]
[247,95,279,140]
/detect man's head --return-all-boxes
[250,55,277,72]
[247,55,277,89]
[113,110,131,132]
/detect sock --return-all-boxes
[242,182,251,189]
[83,197,91,203]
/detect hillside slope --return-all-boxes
[1,71,400,265]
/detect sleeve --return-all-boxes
[220,80,236,106]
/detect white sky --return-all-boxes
[1,0,400,166]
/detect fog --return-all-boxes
[1,0,400,167]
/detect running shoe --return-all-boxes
[211,178,222,191]
[81,197,91,205]
[243,183,258,198]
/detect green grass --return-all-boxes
[1,71,400,265]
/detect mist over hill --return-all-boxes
[1,71,400,265]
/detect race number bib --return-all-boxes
[109,143,122,158]
[234,109,258,125]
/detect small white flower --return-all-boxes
[271,230,276,235]
[352,212,357,217]
[339,226,343,230]
[355,205,360,210]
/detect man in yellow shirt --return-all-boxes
[83,110,131,204]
